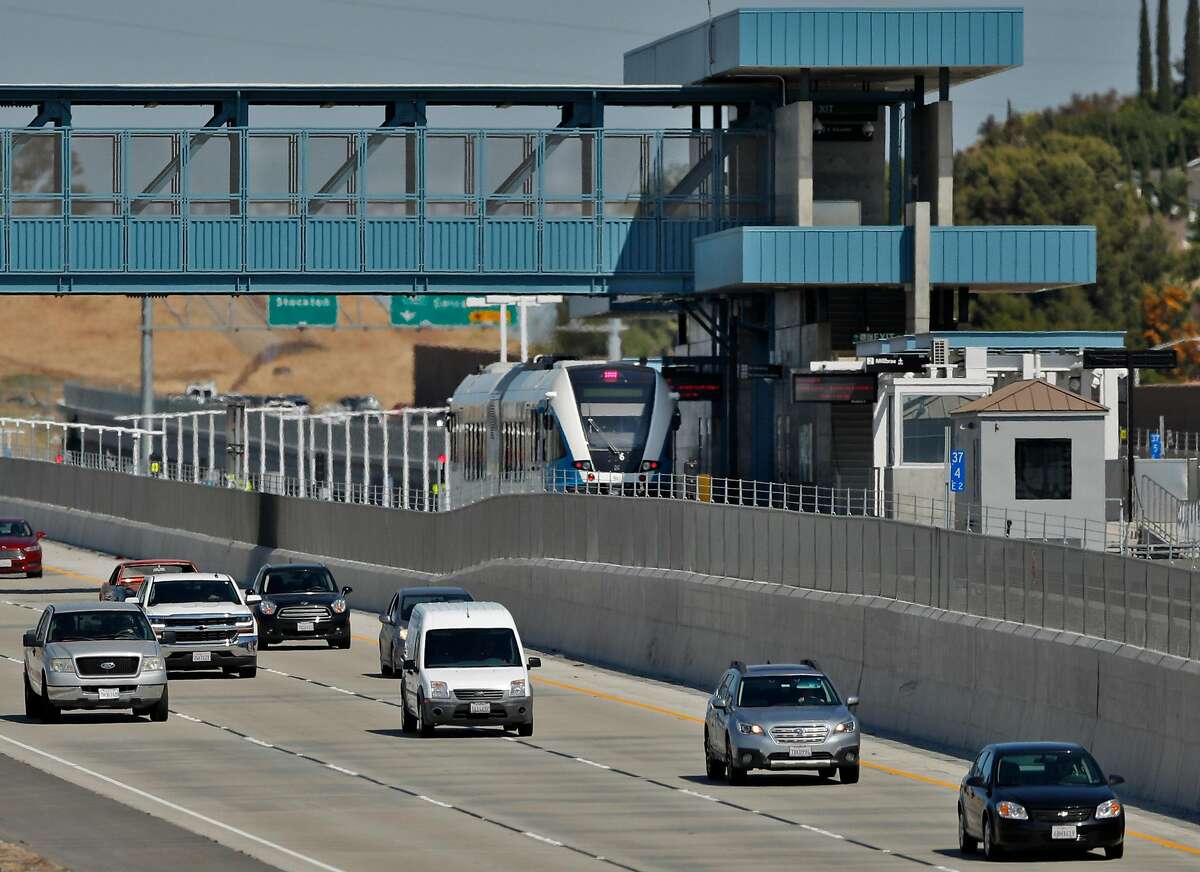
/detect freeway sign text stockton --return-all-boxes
[267,294,339,327]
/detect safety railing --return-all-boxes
[1135,475,1200,560]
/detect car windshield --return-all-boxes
[0,521,32,537]
[121,563,193,580]
[400,593,471,621]
[995,751,1105,787]
[149,579,241,606]
[423,628,521,668]
[263,568,336,595]
[738,675,840,708]
[48,611,154,642]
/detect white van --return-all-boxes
[400,601,539,737]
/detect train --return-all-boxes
[448,358,678,494]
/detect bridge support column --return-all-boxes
[905,202,931,334]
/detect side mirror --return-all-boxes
[965,775,985,788]
[846,695,859,708]
[711,699,726,711]
[527,656,541,669]
[342,586,353,595]
[402,658,416,672]
[161,630,177,645]
[245,593,262,605]
[379,613,394,625]
[35,531,46,540]
[1108,774,1125,786]
[22,630,37,648]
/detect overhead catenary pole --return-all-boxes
[500,304,509,363]
[382,413,391,508]
[343,416,352,501]
[422,410,430,511]
[140,296,154,466]
[519,303,529,362]
[402,411,411,511]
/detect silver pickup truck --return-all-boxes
[22,601,169,722]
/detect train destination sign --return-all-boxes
[792,373,878,404]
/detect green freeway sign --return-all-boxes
[390,295,513,328]
[268,294,339,327]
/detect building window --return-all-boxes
[900,394,977,464]
[1014,439,1072,500]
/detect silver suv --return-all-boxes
[22,602,169,722]
[703,661,860,785]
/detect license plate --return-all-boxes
[788,745,813,758]
[0,559,11,568]
[97,687,119,700]
[1051,825,1078,840]
[469,701,491,714]
[297,621,315,632]
[192,651,211,663]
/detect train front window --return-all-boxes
[569,367,655,453]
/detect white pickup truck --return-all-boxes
[134,572,258,678]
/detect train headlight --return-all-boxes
[639,460,659,472]
[573,460,593,471]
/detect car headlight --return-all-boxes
[1096,799,1122,820]
[142,656,165,672]
[23,545,40,554]
[737,723,765,735]
[259,599,276,616]
[509,679,527,697]
[429,681,450,699]
[834,719,856,733]
[331,598,347,614]
[48,658,75,674]
[399,627,408,640]
[996,800,1028,820]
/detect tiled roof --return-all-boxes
[952,379,1108,415]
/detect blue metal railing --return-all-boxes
[0,127,770,288]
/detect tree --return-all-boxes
[956,123,1175,334]
[1141,0,1155,100]
[1159,0,1175,110]
[1142,284,1200,380]
[1187,0,1200,97]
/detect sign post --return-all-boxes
[1149,431,1162,460]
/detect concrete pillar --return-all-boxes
[919,101,954,225]
[1099,368,1120,459]
[905,202,931,333]
[773,101,814,226]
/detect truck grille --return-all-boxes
[173,630,237,643]
[76,656,140,677]
[278,606,331,622]
[770,723,830,744]
[1032,807,1092,823]
[159,617,239,628]
[454,689,504,701]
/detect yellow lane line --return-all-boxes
[41,564,1200,857]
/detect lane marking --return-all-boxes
[0,732,346,872]
[418,795,453,809]
[25,561,1200,860]
[325,764,358,777]
[679,788,719,802]
[524,832,564,847]
[245,737,275,749]
[575,757,611,770]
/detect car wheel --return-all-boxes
[416,692,434,737]
[816,767,836,781]
[517,721,534,737]
[1104,843,1124,861]
[27,570,42,579]
[150,687,169,722]
[380,654,393,677]
[401,693,417,732]
[39,673,59,723]
[958,807,978,854]
[339,637,351,650]
[982,815,1001,861]
[258,637,270,650]
[725,737,746,785]
[23,673,41,720]
[239,665,257,679]
[838,764,860,784]
[704,731,725,780]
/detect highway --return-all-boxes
[0,541,1198,872]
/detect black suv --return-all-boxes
[247,563,353,649]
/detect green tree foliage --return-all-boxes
[1159,0,1175,110]
[1141,0,1155,99]
[1187,0,1200,97]
[956,119,1174,333]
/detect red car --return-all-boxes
[100,559,200,601]
[0,519,44,578]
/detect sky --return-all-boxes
[0,0,1182,147]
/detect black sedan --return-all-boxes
[247,563,353,650]
[958,742,1125,861]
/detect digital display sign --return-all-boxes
[792,374,878,404]
[665,371,724,402]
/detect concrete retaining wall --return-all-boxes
[4,460,1200,813]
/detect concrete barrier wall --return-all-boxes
[2,472,1200,813]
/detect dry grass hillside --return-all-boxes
[4,295,503,417]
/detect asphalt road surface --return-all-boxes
[0,541,1197,872]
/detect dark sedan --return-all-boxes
[959,742,1125,861]
[247,564,353,650]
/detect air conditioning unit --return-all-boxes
[931,338,950,369]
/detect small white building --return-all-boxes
[949,379,1109,538]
